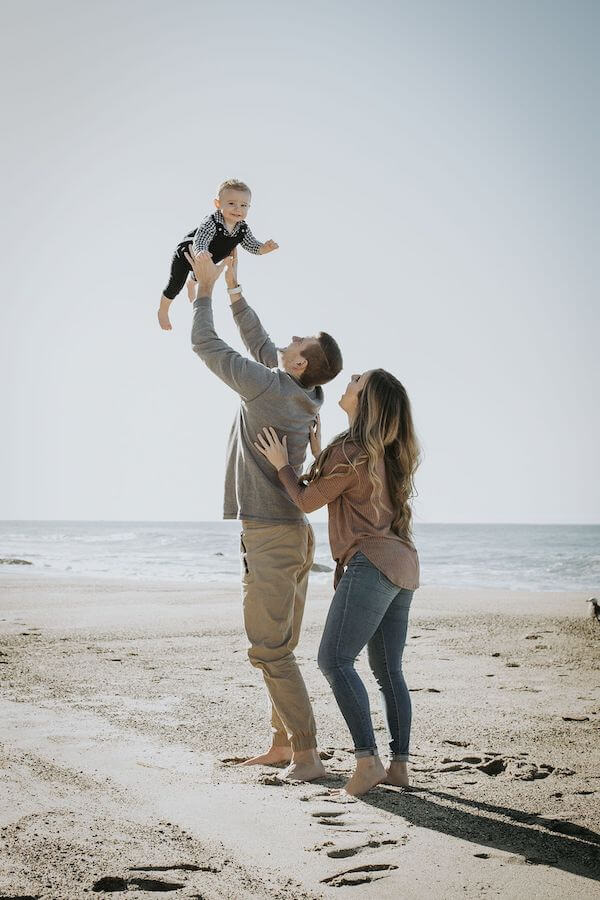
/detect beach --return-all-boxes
[1,573,598,899]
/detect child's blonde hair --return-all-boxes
[218,179,251,197]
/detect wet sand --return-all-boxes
[0,573,598,898]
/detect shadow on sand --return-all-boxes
[357,785,600,882]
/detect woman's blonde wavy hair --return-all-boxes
[305,369,420,541]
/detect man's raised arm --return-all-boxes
[225,250,278,368]
[187,251,275,402]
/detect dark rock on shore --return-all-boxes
[0,558,33,565]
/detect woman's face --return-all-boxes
[339,371,371,419]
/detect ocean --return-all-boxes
[0,521,598,592]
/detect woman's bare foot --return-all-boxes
[158,296,173,331]
[283,749,326,782]
[186,277,197,301]
[384,760,410,788]
[344,756,387,797]
[239,745,292,767]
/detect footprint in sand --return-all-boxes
[257,773,287,786]
[436,752,561,781]
[307,796,405,867]
[478,758,507,775]
[128,878,185,892]
[92,874,184,892]
[321,863,399,887]
[307,793,358,805]
[0,895,40,899]
[300,786,345,802]
[313,837,401,859]
[512,762,554,781]
[311,810,347,826]
[129,863,219,874]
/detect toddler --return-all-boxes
[158,179,278,330]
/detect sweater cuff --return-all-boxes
[193,296,212,307]
[277,464,298,489]
[231,297,249,315]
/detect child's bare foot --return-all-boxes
[239,745,292,767]
[158,296,172,331]
[344,756,387,797]
[384,760,410,788]
[186,277,196,302]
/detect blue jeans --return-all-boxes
[317,552,413,761]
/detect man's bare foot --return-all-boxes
[239,745,292,767]
[158,296,172,331]
[344,756,387,797]
[186,278,196,301]
[384,760,410,788]
[283,749,326,782]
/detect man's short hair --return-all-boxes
[299,333,343,390]
[218,179,251,197]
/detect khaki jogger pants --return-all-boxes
[240,520,316,752]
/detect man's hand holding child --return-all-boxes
[184,245,229,298]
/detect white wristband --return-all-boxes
[227,285,242,295]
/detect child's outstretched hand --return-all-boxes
[258,240,279,255]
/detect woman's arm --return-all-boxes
[255,428,356,513]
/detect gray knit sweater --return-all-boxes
[191,296,323,522]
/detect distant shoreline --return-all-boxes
[1,521,598,593]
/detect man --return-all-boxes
[187,248,343,781]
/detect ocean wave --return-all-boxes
[1,522,598,592]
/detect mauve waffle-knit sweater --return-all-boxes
[278,442,419,590]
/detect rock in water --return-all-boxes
[311,562,333,573]
[0,557,33,565]
[586,598,600,622]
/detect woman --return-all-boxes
[255,369,420,796]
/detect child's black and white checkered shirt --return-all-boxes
[176,210,263,263]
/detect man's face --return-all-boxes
[278,335,318,378]
[215,189,251,224]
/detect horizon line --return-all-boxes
[1,519,598,527]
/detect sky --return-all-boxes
[1,0,598,524]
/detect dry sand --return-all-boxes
[0,573,598,899]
